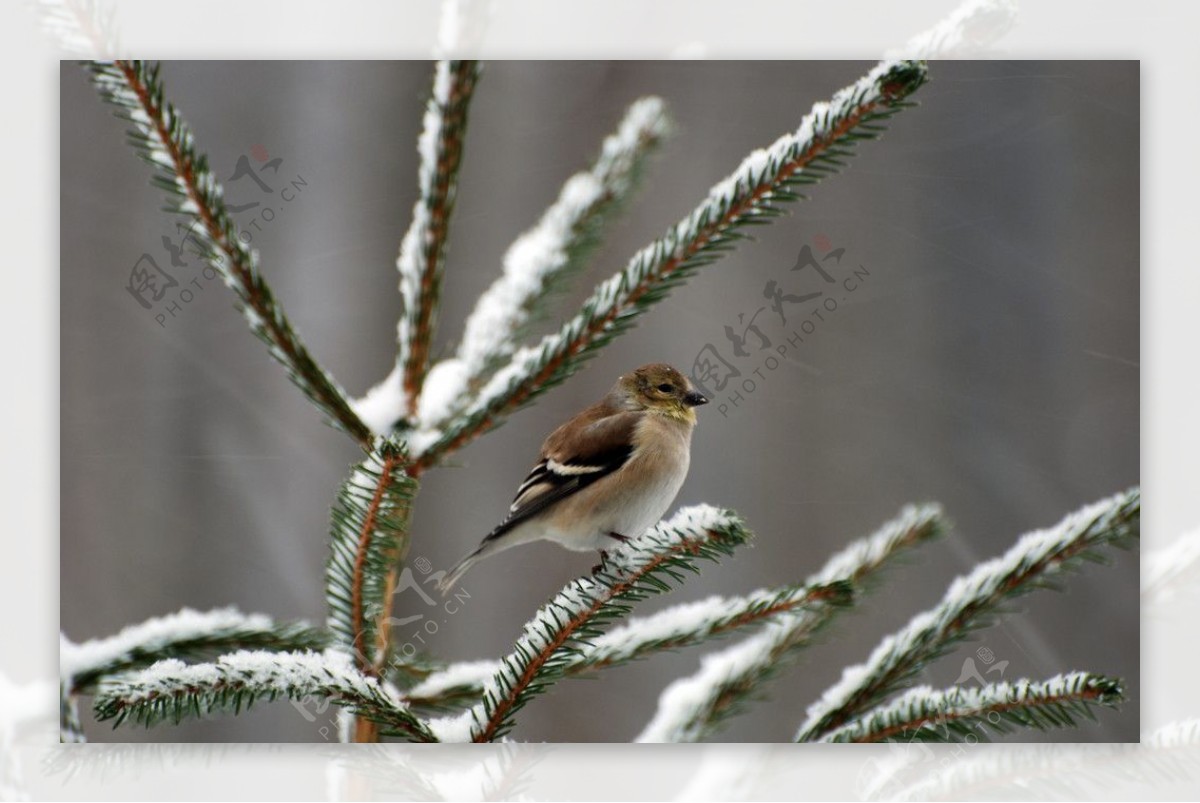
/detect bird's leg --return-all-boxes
[592,534,630,575]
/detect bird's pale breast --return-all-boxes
[546,414,692,550]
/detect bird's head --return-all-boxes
[617,363,708,422]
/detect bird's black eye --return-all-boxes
[657,383,674,393]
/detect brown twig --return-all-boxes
[111,60,373,447]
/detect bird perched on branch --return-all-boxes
[438,363,708,592]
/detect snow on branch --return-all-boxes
[402,658,502,710]
[637,504,942,743]
[795,488,1140,742]
[636,596,844,743]
[584,582,850,674]
[86,60,373,446]
[92,649,435,741]
[414,97,670,433]
[389,60,481,423]
[60,606,326,696]
[821,671,1124,743]
[807,503,945,587]
[325,439,416,679]
[439,505,751,742]
[402,582,851,712]
[409,60,929,468]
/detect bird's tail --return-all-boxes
[436,543,488,595]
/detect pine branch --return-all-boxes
[413,97,671,433]
[85,60,373,446]
[636,504,943,743]
[795,488,1140,742]
[325,439,420,742]
[584,581,852,674]
[401,581,850,711]
[92,649,435,741]
[60,606,326,696]
[408,59,928,468]
[392,60,481,420]
[428,506,752,742]
[806,503,946,587]
[325,439,417,676]
[822,672,1124,743]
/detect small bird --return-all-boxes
[437,363,708,592]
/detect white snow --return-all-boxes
[60,606,276,687]
[405,659,502,701]
[590,596,732,657]
[97,648,400,709]
[416,358,471,424]
[637,623,784,743]
[351,364,408,435]
[426,708,478,743]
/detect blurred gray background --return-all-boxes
[60,60,1139,743]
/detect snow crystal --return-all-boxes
[60,606,275,686]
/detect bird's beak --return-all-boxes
[684,390,709,407]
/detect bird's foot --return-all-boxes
[591,550,610,576]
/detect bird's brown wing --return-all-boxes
[482,409,642,543]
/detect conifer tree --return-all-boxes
[62,49,1138,744]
